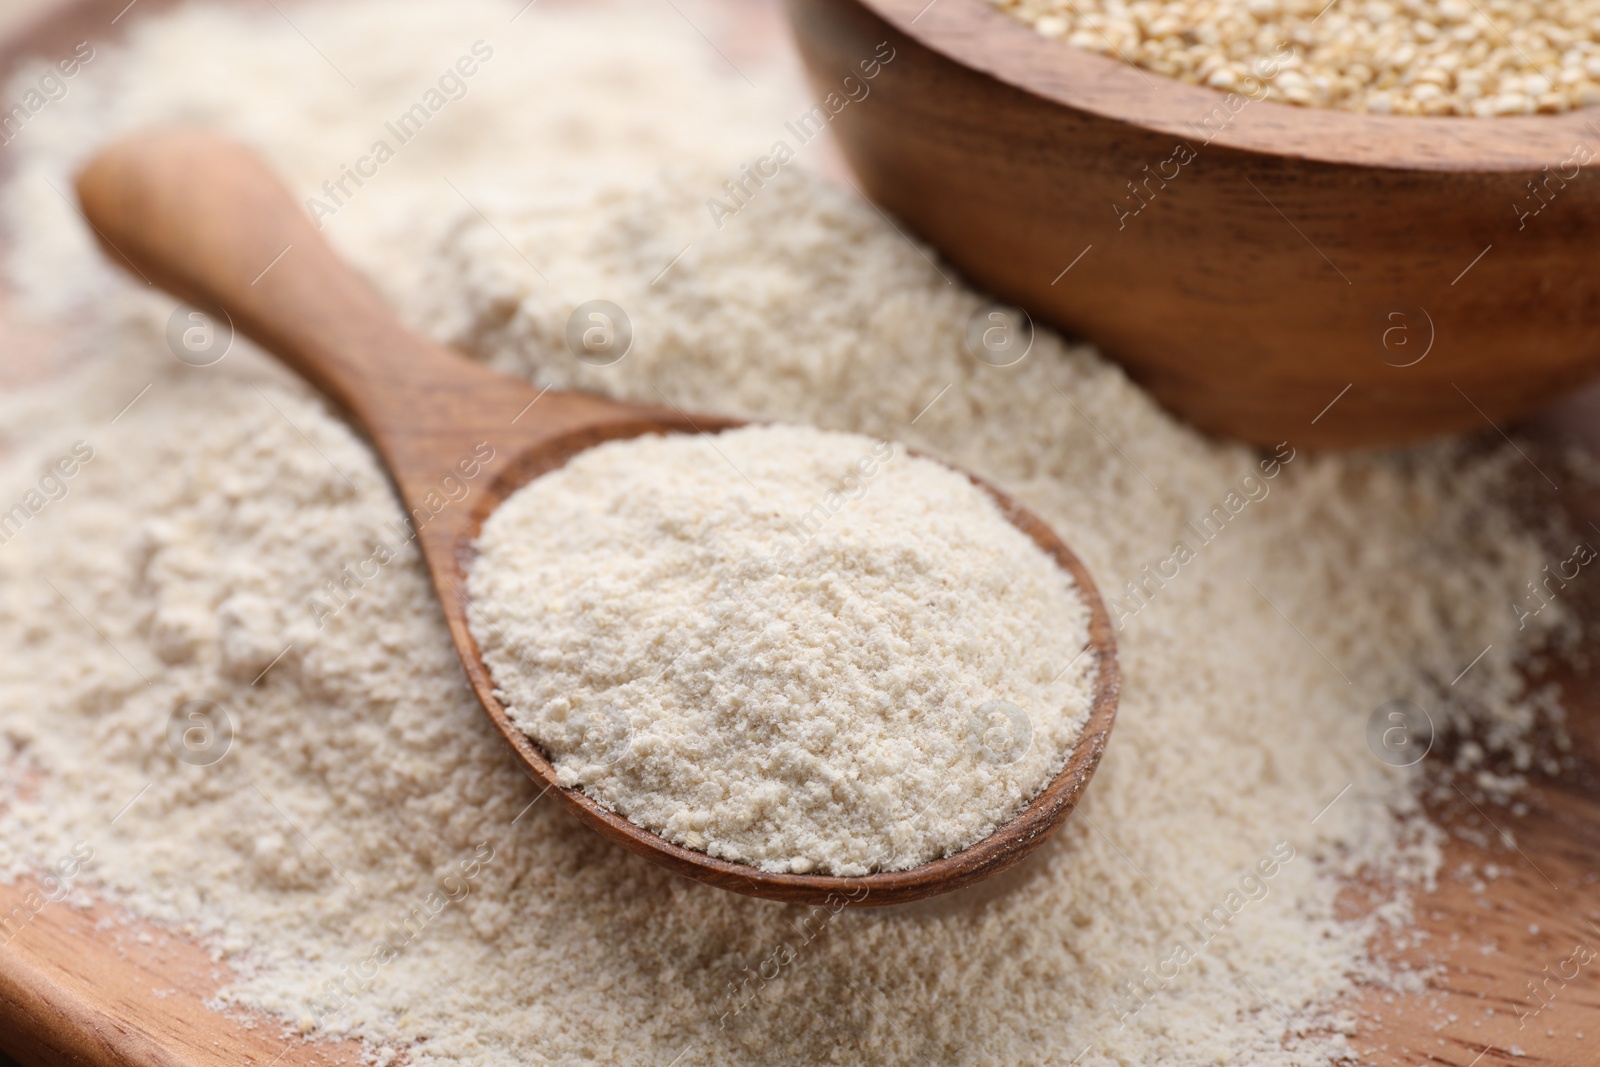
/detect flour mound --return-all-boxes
[469,425,1095,875]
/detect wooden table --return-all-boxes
[1,0,1598,1064]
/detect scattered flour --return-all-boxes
[0,0,1566,1064]
[468,424,1097,876]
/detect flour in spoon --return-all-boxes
[468,425,1097,875]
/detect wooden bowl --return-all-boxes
[785,0,1600,448]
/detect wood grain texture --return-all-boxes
[785,0,1600,448]
[1334,593,1600,1064]
[0,881,366,1067]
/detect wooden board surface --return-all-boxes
[2,0,1600,1065]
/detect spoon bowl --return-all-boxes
[75,128,1120,907]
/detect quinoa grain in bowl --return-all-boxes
[987,0,1600,115]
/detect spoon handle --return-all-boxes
[74,128,463,443]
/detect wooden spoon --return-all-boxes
[75,129,1119,907]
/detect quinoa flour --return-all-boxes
[0,1,1565,1064]
[468,425,1097,876]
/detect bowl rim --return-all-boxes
[854,0,1600,172]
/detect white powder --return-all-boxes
[468,424,1096,875]
[0,1,1566,1065]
